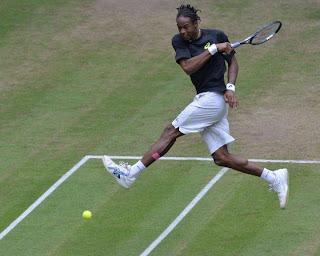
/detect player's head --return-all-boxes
[176,4,201,41]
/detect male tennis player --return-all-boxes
[102,5,289,209]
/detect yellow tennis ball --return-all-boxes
[82,210,92,220]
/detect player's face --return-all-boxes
[176,16,198,41]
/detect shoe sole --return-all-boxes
[102,156,114,175]
[115,177,131,189]
[102,156,131,189]
[281,168,289,210]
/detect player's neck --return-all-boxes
[189,29,201,42]
[195,28,201,39]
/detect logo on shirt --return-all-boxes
[204,42,211,49]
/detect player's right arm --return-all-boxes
[178,43,233,75]
[178,51,210,75]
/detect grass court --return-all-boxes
[0,0,319,255]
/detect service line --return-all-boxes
[88,155,320,164]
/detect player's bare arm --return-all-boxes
[178,42,233,75]
[224,55,239,109]
[178,52,210,75]
[227,55,238,84]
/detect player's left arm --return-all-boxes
[224,55,239,109]
[227,55,238,85]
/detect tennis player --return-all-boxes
[102,5,289,209]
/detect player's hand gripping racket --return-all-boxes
[231,21,282,48]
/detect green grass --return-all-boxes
[152,164,320,256]
[1,161,319,255]
[0,0,319,255]
[1,160,224,255]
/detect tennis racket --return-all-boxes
[231,21,282,48]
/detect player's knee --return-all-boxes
[214,157,225,166]
[213,154,231,167]
[161,125,179,141]
[238,157,248,167]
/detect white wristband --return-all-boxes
[226,83,235,92]
[208,44,217,55]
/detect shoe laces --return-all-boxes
[118,161,134,178]
[268,184,275,192]
[268,179,283,194]
[119,161,129,170]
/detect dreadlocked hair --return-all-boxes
[176,4,201,24]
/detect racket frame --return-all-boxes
[231,21,282,48]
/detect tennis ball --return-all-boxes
[82,210,92,220]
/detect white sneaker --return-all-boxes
[269,168,289,210]
[102,156,136,188]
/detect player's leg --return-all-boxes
[140,125,184,167]
[201,114,265,177]
[212,145,263,176]
[126,125,183,179]
[212,145,289,209]
[102,92,221,188]
[102,125,183,188]
[131,92,227,177]
[201,114,289,209]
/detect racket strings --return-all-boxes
[251,23,281,45]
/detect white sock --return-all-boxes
[260,168,276,184]
[129,160,146,178]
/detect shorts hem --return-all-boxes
[209,138,235,155]
[172,121,197,135]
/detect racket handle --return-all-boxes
[231,42,240,48]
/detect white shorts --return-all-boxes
[172,91,235,154]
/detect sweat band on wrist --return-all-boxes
[208,44,217,55]
[226,83,235,92]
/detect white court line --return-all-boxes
[87,155,320,164]
[1,155,319,242]
[140,167,229,256]
[0,156,90,241]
